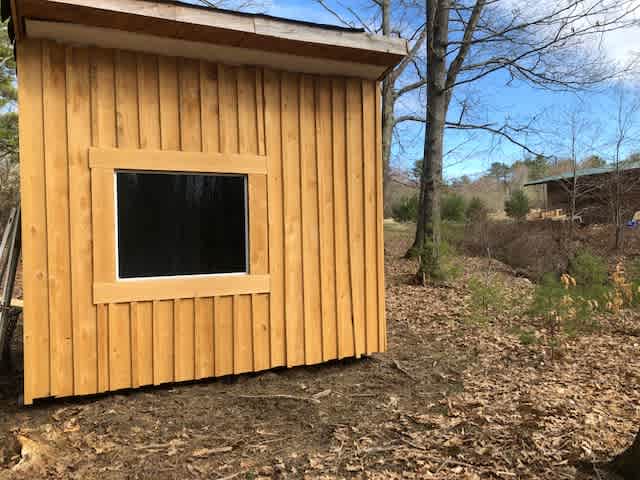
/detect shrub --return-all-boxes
[568,249,608,286]
[518,329,537,345]
[441,193,467,222]
[504,189,530,221]
[466,196,488,222]
[529,273,603,344]
[391,194,418,223]
[468,274,504,323]
[417,239,462,284]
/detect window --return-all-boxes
[115,171,247,279]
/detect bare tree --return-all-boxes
[551,105,603,242]
[413,0,640,279]
[608,83,640,250]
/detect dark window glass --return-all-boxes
[116,171,247,278]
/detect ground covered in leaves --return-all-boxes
[0,225,639,479]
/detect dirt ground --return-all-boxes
[0,226,638,479]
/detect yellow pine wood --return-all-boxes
[156,54,180,384]
[314,77,338,361]
[233,295,253,373]
[152,300,175,384]
[135,53,161,387]
[214,296,234,375]
[197,60,219,380]
[18,40,50,404]
[362,80,379,354]
[108,303,131,389]
[249,174,270,365]
[42,41,74,397]
[237,67,258,154]
[195,297,214,378]
[375,83,386,351]
[96,305,110,392]
[281,72,305,367]
[20,43,387,401]
[299,75,323,365]
[137,54,161,150]
[263,69,286,368]
[174,298,195,381]
[89,147,268,174]
[66,45,98,395]
[200,61,220,154]
[90,47,117,393]
[175,57,203,382]
[110,49,140,391]
[346,78,366,357]
[218,64,239,154]
[331,78,354,359]
[252,294,270,370]
[256,69,266,156]
[131,301,153,387]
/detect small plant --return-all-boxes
[466,196,488,222]
[518,329,537,346]
[529,271,605,359]
[606,261,634,313]
[441,193,467,222]
[568,249,608,286]
[391,194,418,223]
[468,274,504,323]
[625,257,640,305]
[504,189,530,221]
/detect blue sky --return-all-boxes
[207,0,640,179]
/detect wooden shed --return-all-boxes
[6,0,407,404]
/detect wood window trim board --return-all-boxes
[89,147,268,174]
[89,147,270,304]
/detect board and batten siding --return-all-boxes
[18,38,386,404]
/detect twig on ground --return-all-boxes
[235,394,320,404]
[391,359,418,381]
[435,457,450,474]
[217,472,242,480]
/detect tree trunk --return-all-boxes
[415,0,448,280]
[382,77,394,217]
[380,0,394,218]
[605,429,640,480]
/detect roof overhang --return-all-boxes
[9,0,408,80]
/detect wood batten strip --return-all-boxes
[362,80,378,354]
[300,75,322,365]
[43,40,74,397]
[281,72,304,367]
[263,69,286,368]
[18,39,50,404]
[89,46,117,393]
[66,45,98,395]
[331,78,354,359]
[112,49,139,391]
[88,147,268,174]
[375,82,386,351]
[315,77,338,362]
[345,78,366,358]
[94,275,271,304]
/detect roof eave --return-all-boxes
[8,0,408,79]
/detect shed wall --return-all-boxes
[18,38,386,404]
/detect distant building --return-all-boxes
[524,162,640,224]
